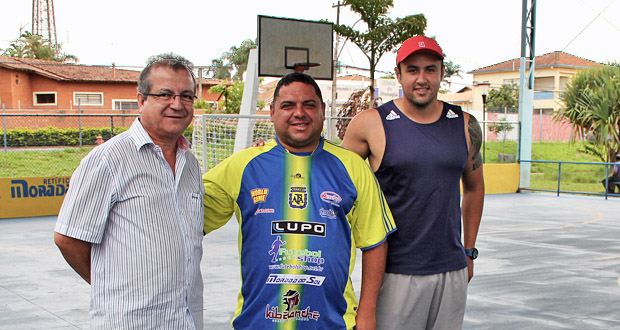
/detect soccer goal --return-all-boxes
[192,114,275,173]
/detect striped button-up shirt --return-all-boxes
[55,119,205,329]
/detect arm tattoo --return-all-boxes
[467,115,483,171]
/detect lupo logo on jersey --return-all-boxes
[320,191,342,207]
[271,221,326,237]
[288,185,307,209]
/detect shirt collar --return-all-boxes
[275,136,324,156]
[129,118,190,151]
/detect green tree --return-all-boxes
[210,58,232,80]
[208,80,244,114]
[334,0,426,103]
[1,31,78,63]
[225,39,257,81]
[443,60,462,87]
[1,41,27,57]
[488,117,514,155]
[210,39,257,81]
[555,65,620,162]
[486,83,519,111]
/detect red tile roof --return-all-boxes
[0,56,224,85]
[469,51,601,74]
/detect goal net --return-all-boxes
[192,114,274,173]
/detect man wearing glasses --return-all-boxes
[54,53,205,329]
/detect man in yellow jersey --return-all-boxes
[203,72,396,330]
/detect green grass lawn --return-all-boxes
[0,148,93,178]
[483,141,608,193]
[0,141,613,195]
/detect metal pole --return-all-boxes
[330,1,342,141]
[78,100,82,147]
[604,163,609,200]
[518,0,536,188]
[3,103,7,153]
[202,115,207,174]
[539,109,542,141]
[557,163,562,196]
[110,115,114,137]
[482,100,486,163]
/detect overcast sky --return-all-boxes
[2,0,619,88]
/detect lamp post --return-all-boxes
[477,82,490,163]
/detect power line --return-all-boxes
[563,0,616,51]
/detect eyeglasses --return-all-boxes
[143,92,197,104]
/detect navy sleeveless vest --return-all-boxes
[375,100,469,275]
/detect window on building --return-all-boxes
[34,92,57,105]
[74,92,103,106]
[503,79,519,86]
[534,92,554,100]
[534,108,554,115]
[113,100,139,110]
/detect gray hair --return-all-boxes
[138,53,196,95]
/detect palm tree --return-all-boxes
[2,31,78,63]
[1,42,27,57]
[555,65,620,162]
[210,58,232,80]
[225,39,257,81]
[443,60,462,88]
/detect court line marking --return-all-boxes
[594,254,620,261]
[480,204,620,261]
[479,205,603,235]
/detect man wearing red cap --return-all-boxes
[342,35,484,329]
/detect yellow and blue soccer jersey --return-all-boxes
[203,137,395,330]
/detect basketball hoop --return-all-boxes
[289,62,320,73]
[257,16,333,79]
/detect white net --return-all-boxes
[191,114,348,173]
[192,114,274,173]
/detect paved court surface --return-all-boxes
[1,192,619,329]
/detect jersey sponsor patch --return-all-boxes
[271,220,326,237]
[268,236,325,266]
[446,109,459,119]
[319,208,337,219]
[255,208,275,215]
[265,290,321,322]
[288,185,308,209]
[320,191,342,207]
[386,110,401,120]
[266,274,325,286]
[251,188,269,203]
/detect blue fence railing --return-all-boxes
[519,160,619,200]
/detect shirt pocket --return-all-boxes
[185,192,205,240]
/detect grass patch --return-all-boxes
[0,141,613,196]
[0,148,92,178]
[483,141,608,194]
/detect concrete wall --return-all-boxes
[481,163,520,194]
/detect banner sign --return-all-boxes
[0,176,70,218]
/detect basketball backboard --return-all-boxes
[258,15,333,80]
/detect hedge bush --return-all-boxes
[3,125,194,147]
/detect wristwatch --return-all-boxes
[465,248,478,260]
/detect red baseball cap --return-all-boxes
[396,35,444,66]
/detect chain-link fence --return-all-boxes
[0,112,353,178]
[2,113,139,149]
[1,111,522,177]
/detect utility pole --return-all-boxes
[331,1,345,118]
[518,0,536,189]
